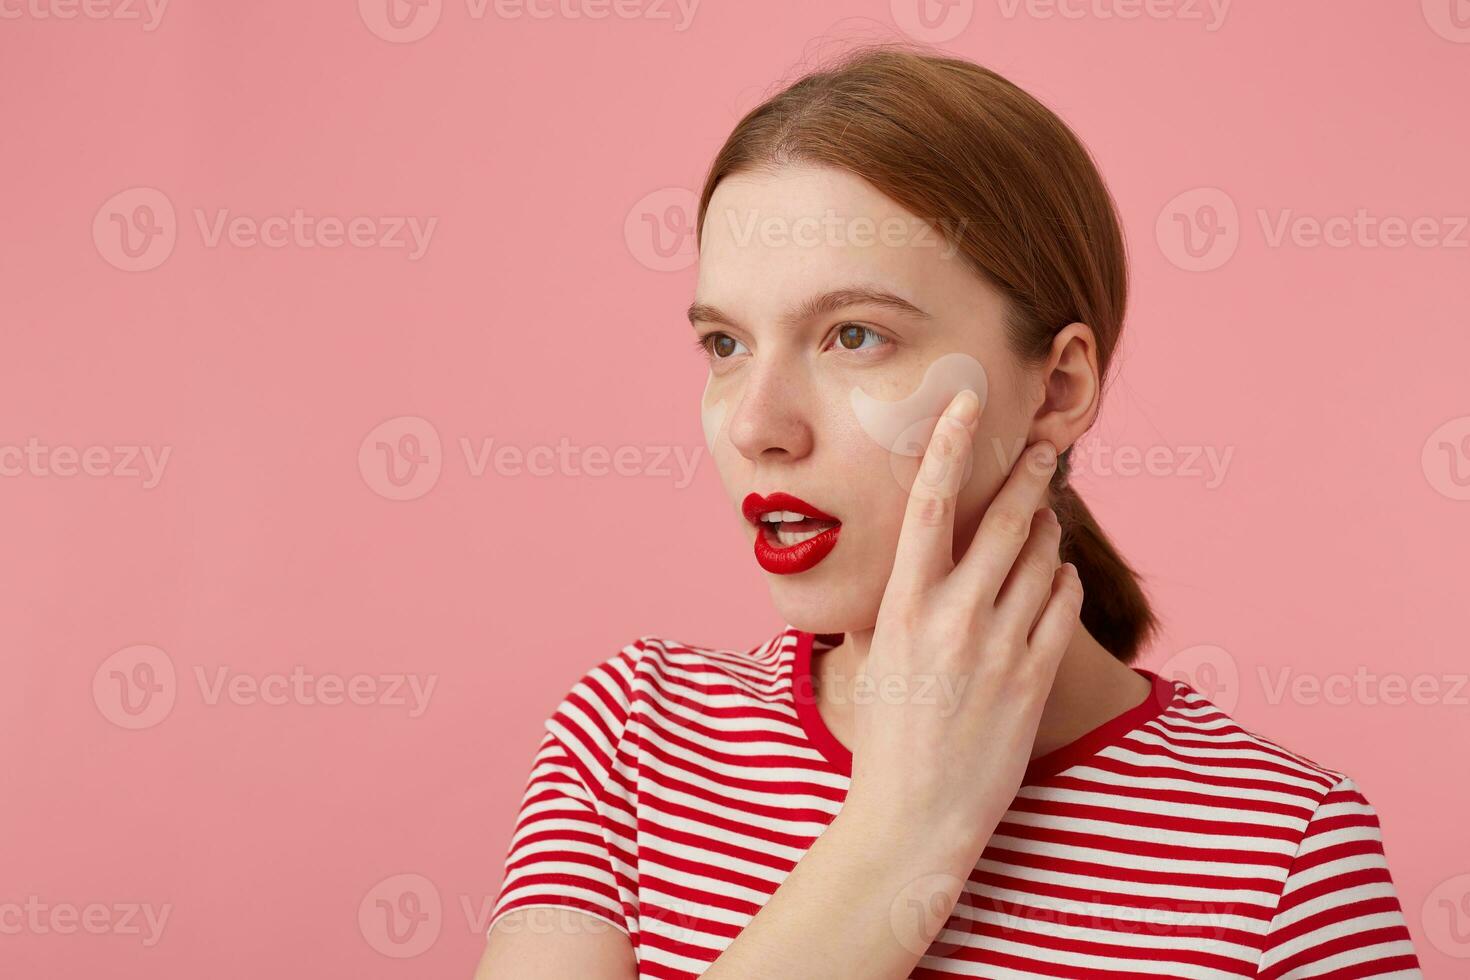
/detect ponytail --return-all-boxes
[1050,449,1158,662]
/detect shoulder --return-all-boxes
[1156,689,1427,973]
[543,625,797,738]
[1146,676,1381,820]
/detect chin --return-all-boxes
[766,566,883,636]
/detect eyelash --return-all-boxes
[693,323,891,360]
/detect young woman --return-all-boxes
[474,46,1421,979]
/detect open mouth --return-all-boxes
[758,512,842,547]
[741,492,842,574]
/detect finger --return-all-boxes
[884,388,981,600]
[951,439,1058,606]
[1026,562,1082,667]
[989,506,1063,643]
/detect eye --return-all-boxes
[695,331,749,360]
[829,322,890,353]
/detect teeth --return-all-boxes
[775,525,828,546]
[756,506,841,545]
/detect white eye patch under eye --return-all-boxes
[849,352,989,456]
[701,372,729,454]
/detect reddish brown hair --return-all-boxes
[695,44,1158,662]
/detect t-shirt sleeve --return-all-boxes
[486,646,639,938]
[1254,776,1422,978]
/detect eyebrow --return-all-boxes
[686,286,932,331]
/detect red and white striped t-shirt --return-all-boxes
[489,626,1421,979]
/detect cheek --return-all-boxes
[849,352,989,455]
[847,352,990,492]
[700,372,729,456]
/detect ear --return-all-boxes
[1028,321,1100,453]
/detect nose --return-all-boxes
[726,355,815,463]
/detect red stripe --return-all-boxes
[487,628,1422,978]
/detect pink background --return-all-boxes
[3,1,1468,976]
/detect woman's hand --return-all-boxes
[844,388,1081,865]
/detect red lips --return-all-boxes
[741,492,842,575]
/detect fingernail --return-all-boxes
[1032,441,1057,468]
[949,389,980,427]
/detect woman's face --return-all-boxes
[692,164,1049,635]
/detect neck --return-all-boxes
[820,611,1151,759]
